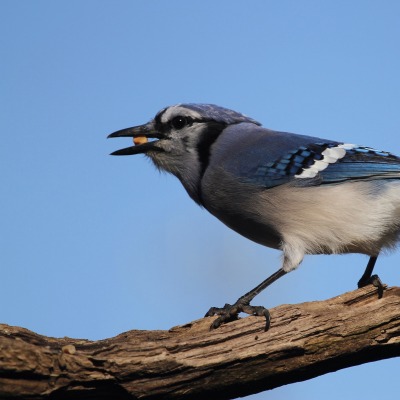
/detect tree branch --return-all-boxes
[1,285,400,400]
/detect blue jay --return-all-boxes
[108,104,400,330]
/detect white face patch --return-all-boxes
[160,105,202,125]
[295,143,356,179]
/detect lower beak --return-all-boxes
[107,123,162,156]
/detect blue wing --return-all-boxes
[248,143,400,188]
[212,123,400,188]
[318,146,400,183]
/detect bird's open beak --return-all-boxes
[107,123,162,155]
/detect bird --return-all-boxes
[108,103,400,331]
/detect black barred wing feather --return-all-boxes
[249,143,400,188]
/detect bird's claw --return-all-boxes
[358,274,385,299]
[205,301,271,331]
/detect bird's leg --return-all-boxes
[205,268,287,331]
[357,255,384,298]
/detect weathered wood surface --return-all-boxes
[1,285,400,399]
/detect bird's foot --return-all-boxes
[357,274,385,299]
[205,299,270,331]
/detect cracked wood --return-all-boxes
[1,285,400,399]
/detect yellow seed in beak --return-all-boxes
[133,136,148,145]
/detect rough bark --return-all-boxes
[1,285,400,400]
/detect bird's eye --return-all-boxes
[171,116,188,130]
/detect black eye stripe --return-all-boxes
[156,114,223,135]
[170,116,190,130]
[169,117,214,130]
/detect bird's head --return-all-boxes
[108,103,260,202]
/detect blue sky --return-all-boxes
[1,1,400,399]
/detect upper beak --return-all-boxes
[107,123,162,155]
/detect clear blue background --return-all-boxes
[1,1,400,398]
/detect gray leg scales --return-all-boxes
[358,274,384,299]
[205,268,286,331]
[205,300,271,331]
[357,256,384,299]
